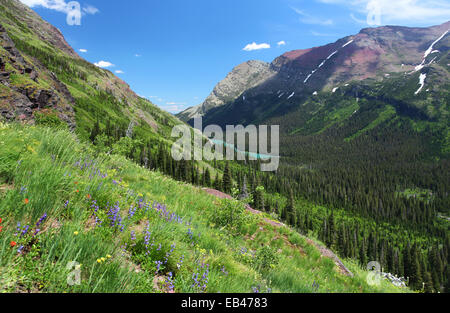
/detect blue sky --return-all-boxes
[21,0,450,113]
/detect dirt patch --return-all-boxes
[84,216,97,232]
[153,275,175,293]
[0,184,14,193]
[306,238,353,277]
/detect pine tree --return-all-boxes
[359,238,367,266]
[281,188,295,225]
[222,163,232,194]
[410,243,423,290]
[368,232,377,262]
[90,117,100,143]
[404,244,412,282]
[325,213,335,248]
[444,267,450,293]
[214,173,221,191]
[147,145,153,169]
[424,271,434,293]
[238,175,249,201]
[204,168,211,187]
[140,147,147,167]
[430,244,443,289]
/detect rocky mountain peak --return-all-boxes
[177,59,276,121]
[1,0,79,59]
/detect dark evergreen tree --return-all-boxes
[222,162,232,194]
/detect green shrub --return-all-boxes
[34,111,67,129]
[254,245,279,271]
[210,198,247,234]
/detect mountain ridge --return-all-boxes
[0,0,183,142]
[178,21,450,123]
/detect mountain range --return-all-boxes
[179,22,449,139]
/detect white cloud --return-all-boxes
[83,5,99,15]
[79,48,87,53]
[161,104,188,113]
[277,41,286,46]
[243,42,271,51]
[135,54,142,57]
[94,61,114,68]
[147,96,164,102]
[350,13,367,24]
[21,0,70,13]
[292,7,334,26]
[311,30,337,37]
[20,0,99,15]
[115,70,124,74]
[316,0,450,25]
[166,102,187,105]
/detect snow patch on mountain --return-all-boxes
[327,51,338,60]
[304,50,338,84]
[415,29,449,72]
[304,74,313,83]
[287,92,295,99]
[342,40,354,48]
[424,30,448,59]
[415,73,427,95]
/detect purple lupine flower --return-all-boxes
[191,258,209,292]
[36,213,47,228]
[21,225,30,237]
[221,266,228,276]
[107,202,124,231]
[33,213,47,236]
[128,205,137,219]
[177,255,185,269]
[165,272,175,293]
[163,243,176,264]
[143,222,153,255]
[130,231,136,247]
[120,243,128,256]
[155,260,163,274]
[15,222,21,236]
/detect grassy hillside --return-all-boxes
[0,0,181,144]
[0,122,408,293]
